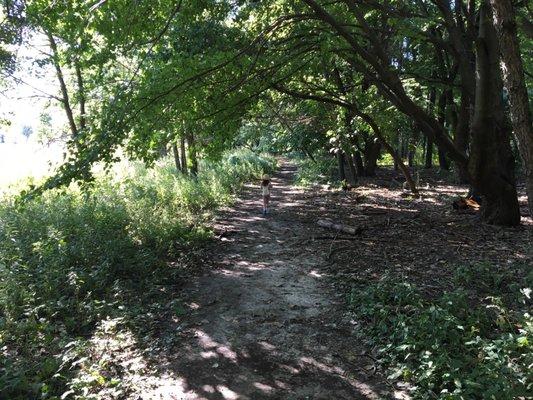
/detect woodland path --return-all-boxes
[142,162,400,400]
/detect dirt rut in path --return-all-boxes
[143,163,399,400]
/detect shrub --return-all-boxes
[294,155,337,186]
[348,264,532,399]
[0,149,275,399]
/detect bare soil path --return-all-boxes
[143,162,397,400]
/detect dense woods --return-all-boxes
[0,1,531,399]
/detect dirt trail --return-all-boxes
[142,163,399,400]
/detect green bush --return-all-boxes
[0,149,275,399]
[293,155,337,186]
[348,264,532,399]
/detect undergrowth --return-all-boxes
[349,263,532,399]
[293,155,337,186]
[0,149,276,399]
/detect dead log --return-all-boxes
[317,219,362,235]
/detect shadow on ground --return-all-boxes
[131,163,398,400]
[84,162,530,400]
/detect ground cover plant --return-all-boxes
[349,264,532,399]
[0,150,275,399]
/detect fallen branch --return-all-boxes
[313,235,360,241]
[317,219,363,235]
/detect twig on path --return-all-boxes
[312,235,361,241]
[326,231,340,260]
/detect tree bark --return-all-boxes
[337,151,346,181]
[74,61,86,132]
[469,1,520,225]
[425,86,437,169]
[424,137,434,169]
[187,133,198,176]
[490,0,533,217]
[437,91,450,170]
[180,136,187,174]
[363,139,381,176]
[453,90,471,183]
[354,151,365,175]
[46,31,78,139]
[172,142,181,173]
[346,153,358,186]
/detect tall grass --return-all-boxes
[0,149,276,399]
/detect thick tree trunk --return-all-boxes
[354,151,365,175]
[438,149,449,170]
[172,142,181,173]
[346,153,358,186]
[424,138,434,169]
[363,140,380,176]
[187,133,198,176]
[469,1,520,226]
[490,0,533,217]
[453,91,471,183]
[425,86,437,169]
[180,136,187,174]
[337,151,346,181]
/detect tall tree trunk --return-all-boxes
[172,142,181,173]
[469,1,520,226]
[425,86,437,169]
[393,133,400,171]
[424,138,434,169]
[363,139,381,176]
[74,61,86,132]
[187,133,198,176]
[407,147,415,167]
[453,90,471,183]
[46,31,78,139]
[437,91,450,170]
[490,0,533,217]
[337,151,346,181]
[354,151,365,175]
[346,153,358,186]
[438,149,449,170]
[180,136,187,175]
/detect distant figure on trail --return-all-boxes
[261,174,272,216]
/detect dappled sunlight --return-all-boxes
[309,269,324,278]
[120,163,398,399]
[33,162,529,399]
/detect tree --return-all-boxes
[490,0,533,217]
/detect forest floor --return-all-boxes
[106,161,531,400]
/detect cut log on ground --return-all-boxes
[317,219,363,235]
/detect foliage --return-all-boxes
[293,154,337,186]
[0,150,275,399]
[348,263,532,399]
